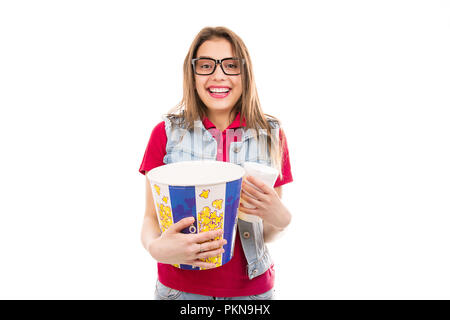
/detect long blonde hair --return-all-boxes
[167,26,284,175]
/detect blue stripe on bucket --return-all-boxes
[168,185,199,271]
[223,178,242,264]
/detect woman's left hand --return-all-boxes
[239,175,291,229]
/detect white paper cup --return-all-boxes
[239,162,278,223]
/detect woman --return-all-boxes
[139,26,293,300]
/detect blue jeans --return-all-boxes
[154,280,274,300]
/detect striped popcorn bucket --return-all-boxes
[146,160,245,270]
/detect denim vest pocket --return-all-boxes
[229,141,245,165]
[163,120,217,164]
[165,144,217,163]
[229,140,273,166]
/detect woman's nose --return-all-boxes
[211,63,227,80]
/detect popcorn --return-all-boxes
[200,189,210,199]
[158,202,173,233]
[197,204,224,268]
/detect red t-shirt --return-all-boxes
[139,112,293,297]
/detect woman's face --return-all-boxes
[194,38,243,115]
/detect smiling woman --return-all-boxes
[168,27,282,161]
[193,38,243,130]
[139,26,293,300]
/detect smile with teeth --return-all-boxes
[207,87,231,98]
[209,87,230,93]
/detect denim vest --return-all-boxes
[162,116,280,279]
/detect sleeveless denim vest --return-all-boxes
[162,116,280,279]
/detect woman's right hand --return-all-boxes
[148,216,227,269]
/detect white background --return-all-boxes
[0,0,449,299]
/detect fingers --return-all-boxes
[169,216,195,233]
[239,204,260,216]
[240,191,261,207]
[198,238,227,253]
[189,246,226,269]
[193,229,224,243]
[188,259,219,269]
[197,247,225,260]
[245,176,273,195]
[242,182,267,200]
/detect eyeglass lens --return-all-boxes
[195,59,241,75]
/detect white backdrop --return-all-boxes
[1,0,449,299]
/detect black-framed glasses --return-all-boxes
[192,57,245,76]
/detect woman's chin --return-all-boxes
[205,104,234,114]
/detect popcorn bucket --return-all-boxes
[146,160,245,270]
